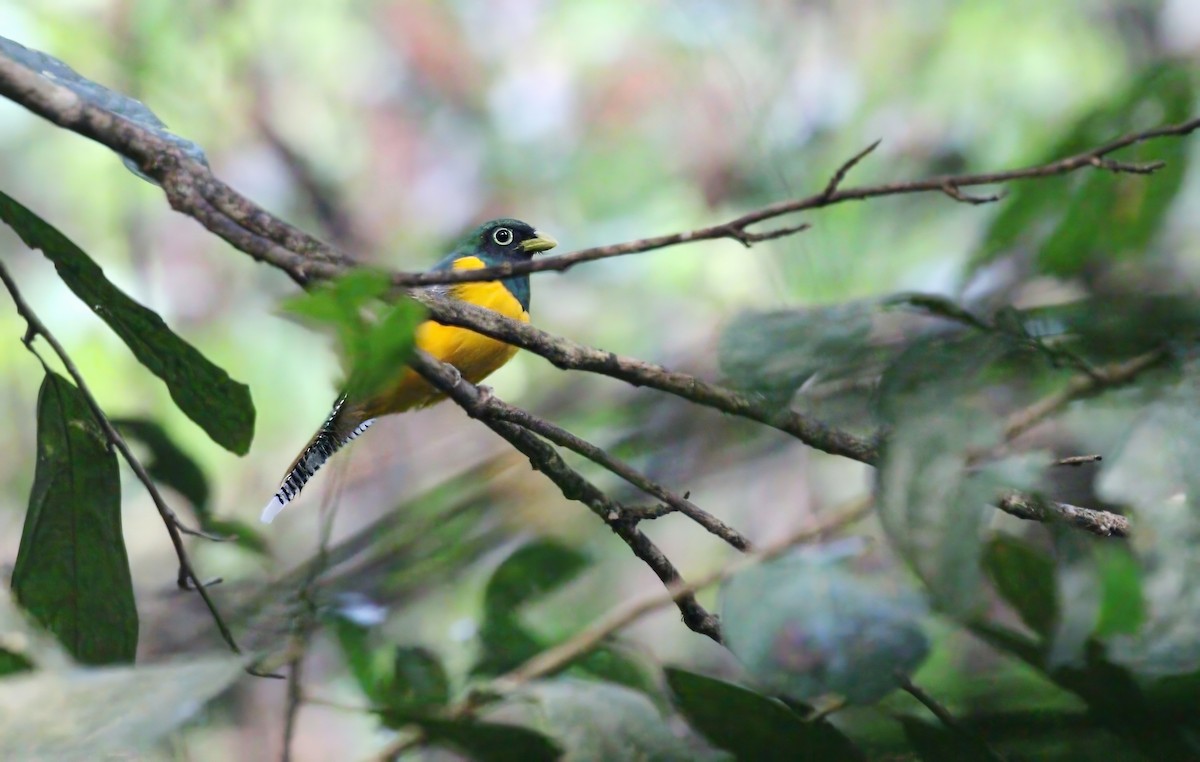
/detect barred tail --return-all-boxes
[261,396,374,523]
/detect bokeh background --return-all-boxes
[1,0,1199,759]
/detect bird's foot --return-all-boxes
[476,384,494,404]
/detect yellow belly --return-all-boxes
[363,259,528,416]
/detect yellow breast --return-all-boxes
[364,256,528,416]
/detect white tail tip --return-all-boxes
[260,494,289,524]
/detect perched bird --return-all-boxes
[261,218,557,523]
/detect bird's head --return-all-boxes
[473,218,557,263]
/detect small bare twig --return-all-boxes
[1054,454,1103,467]
[996,491,1129,538]
[0,260,241,654]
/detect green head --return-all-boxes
[437,218,556,311]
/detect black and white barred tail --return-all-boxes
[261,397,374,523]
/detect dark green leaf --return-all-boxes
[718,302,876,400]
[575,645,660,702]
[329,614,385,701]
[0,36,209,183]
[283,270,424,400]
[473,617,544,677]
[1096,364,1200,673]
[0,651,34,679]
[0,656,242,761]
[666,668,865,761]
[971,63,1194,276]
[983,536,1058,640]
[1036,66,1192,276]
[876,335,1044,614]
[482,540,589,620]
[515,679,700,761]
[378,646,449,719]
[720,547,928,705]
[12,373,137,665]
[898,717,995,762]
[1092,546,1143,639]
[0,192,255,453]
[402,717,561,762]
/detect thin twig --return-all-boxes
[1000,350,1165,444]
[0,260,242,655]
[0,51,1196,287]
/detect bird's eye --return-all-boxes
[492,227,514,246]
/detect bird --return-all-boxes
[261,218,557,523]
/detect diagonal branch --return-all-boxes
[406,349,723,642]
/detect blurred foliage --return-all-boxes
[3,2,1200,761]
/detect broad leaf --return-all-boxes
[377,646,450,721]
[899,717,996,762]
[398,716,561,762]
[0,656,242,761]
[720,546,928,705]
[983,536,1058,640]
[0,192,255,454]
[971,63,1194,276]
[718,301,877,400]
[666,667,864,761]
[481,540,590,619]
[1096,367,1200,674]
[283,270,424,400]
[510,678,702,761]
[12,373,137,665]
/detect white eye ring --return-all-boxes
[492,227,514,246]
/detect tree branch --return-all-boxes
[406,349,722,642]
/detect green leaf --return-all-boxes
[0,192,255,454]
[898,717,995,762]
[720,547,929,705]
[666,668,865,761]
[401,717,561,762]
[283,269,424,400]
[481,540,590,620]
[329,614,386,701]
[718,302,877,400]
[1095,365,1200,673]
[514,678,701,761]
[473,616,545,677]
[971,63,1194,276]
[377,646,450,721]
[876,335,1044,615]
[0,656,242,761]
[1093,546,1144,639]
[983,536,1059,640]
[11,373,137,665]
[575,645,661,702]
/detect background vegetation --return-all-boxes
[2,1,1200,760]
